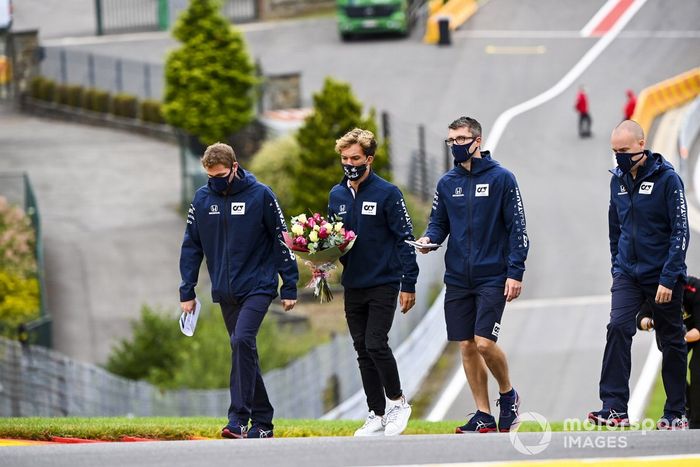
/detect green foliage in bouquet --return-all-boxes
[163,0,257,144]
[290,77,390,216]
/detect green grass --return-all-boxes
[644,372,666,420]
[0,417,574,441]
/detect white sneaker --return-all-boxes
[384,395,412,436]
[354,410,385,437]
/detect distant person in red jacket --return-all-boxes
[623,89,637,120]
[575,85,591,138]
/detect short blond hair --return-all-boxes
[202,142,236,168]
[335,128,377,157]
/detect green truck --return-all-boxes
[336,0,424,40]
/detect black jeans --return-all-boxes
[578,112,591,137]
[220,294,274,429]
[345,284,402,416]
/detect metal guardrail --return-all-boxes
[0,172,51,348]
[0,249,445,418]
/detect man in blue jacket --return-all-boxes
[328,128,419,437]
[588,120,689,430]
[417,116,529,433]
[179,142,298,439]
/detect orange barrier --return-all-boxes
[423,0,478,44]
[631,67,700,135]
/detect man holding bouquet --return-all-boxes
[179,142,298,439]
[328,128,419,437]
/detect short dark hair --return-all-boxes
[448,116,482,138]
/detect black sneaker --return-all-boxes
[247,425,274,438]
[657,415,688,430]
[455,410,497,433]
[587,409,630,427]
[221,424,248,439]
[497,389,521,432]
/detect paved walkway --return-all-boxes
[0,103,184,363]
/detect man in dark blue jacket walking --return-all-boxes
[179,142,298,439]
[417,116,529,433]
[589,120,689,430]
[328,128,419,437]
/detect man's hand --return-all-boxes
[686,328,700,343]
[504,279,522,302]
[181,299,196,313]
[282,299,297,312]
[399,292,416,314]
[655,284,673,304]
[415,237,433,255]
[640,317,654,331]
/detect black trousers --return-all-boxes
[345,284,403,416]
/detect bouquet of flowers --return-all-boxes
[282,212,356,303]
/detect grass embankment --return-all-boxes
[0,417,566,441]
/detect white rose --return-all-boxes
[309,230,319,242]
[291,224,304,236]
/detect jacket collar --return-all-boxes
[453,151,499,176]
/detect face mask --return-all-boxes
[208,168,233,194]
[451,139,478,164]
[615,151,644,175]
[342,163,368,181]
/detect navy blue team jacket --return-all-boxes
[179,168,298,303]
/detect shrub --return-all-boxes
[30,77,56,102]
[29,77,45,99]
[66,85,84,108]
[55,83,69,105]
[0,271,40,339]
[112,93,139,119]
[290,77,390,216]
[83,88,111,113]
[141,99,165,124]
[163,0,257,144]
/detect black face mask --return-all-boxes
[208,168,233,194]
[342,163,368,181]
[615,151,644,175]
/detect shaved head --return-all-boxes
[613,120,645,141]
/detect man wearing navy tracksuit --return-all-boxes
[328,128,419,437]
[588,120,689,430]
[179,142,298,439]
[417,116,528,433]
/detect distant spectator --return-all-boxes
[575,85,592,138]
[624,89,637,120]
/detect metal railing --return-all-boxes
[0,172,51,347]
[95,0,259,36]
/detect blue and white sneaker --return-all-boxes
[455,410,497,433]
[497,388,521,432]
[587,409,630,427]
[221,423,248,439]
[247,425,274,438]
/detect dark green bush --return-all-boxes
[30,77,57,102]
[140,99,165,124]
[66,85,84,108]
[55,84,69,105]
[112,93,139,119]
[83,88,111,113]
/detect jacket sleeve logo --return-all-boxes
[362,201,377,215]
[639,182,654,195]
[231,202,246,215]
[475,184,489,197]
[339,204,347,214]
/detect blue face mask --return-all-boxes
[208,168,233,194]
[451,139,478,164]
[615,151,644,175]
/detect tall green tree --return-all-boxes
[290,77,390,216]
[162,0,257,145]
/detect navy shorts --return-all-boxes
[444,285,506,342]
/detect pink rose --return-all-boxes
[294,236,308,246]
[344,230,355,241]
[318,227,329,239]
[307,218,316,228]
[313,212,322,222]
